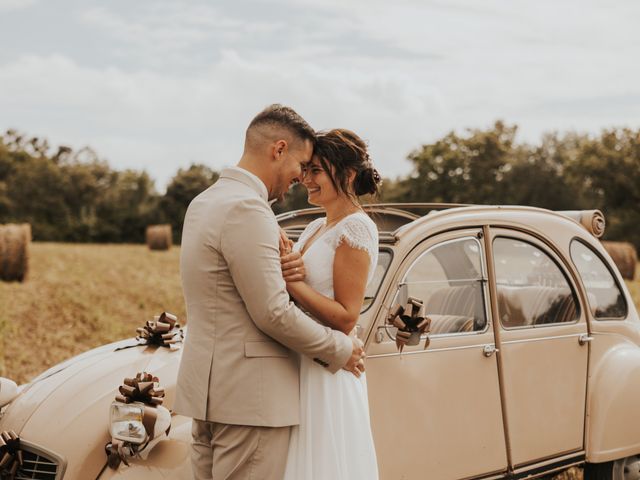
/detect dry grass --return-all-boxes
[0,244,638,480]
[0,245,637,480]
[0,245,638,388]
[0,243,185,384]
[554,467,581,480]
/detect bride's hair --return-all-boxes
[313,129,382,197]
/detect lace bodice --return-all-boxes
[293,212,379,299]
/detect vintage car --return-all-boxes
[0,203,638,480]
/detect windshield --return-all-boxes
[362,250,392,312]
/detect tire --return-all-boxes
[585,456,640,480]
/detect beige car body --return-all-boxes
[0,203,638,480]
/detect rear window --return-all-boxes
[570,240,627,319]
[493,237,579,328]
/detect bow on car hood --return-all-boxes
[0,338,182,479]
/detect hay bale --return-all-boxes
[146,224,172,251]
[0,223,31,282]
[602,241,637,280]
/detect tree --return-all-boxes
[567,128,640,248]
[5,154,72,240]
[503,132,587,210]
[93,170,161,243]
[161,164,219,243]
[393,121,517,204]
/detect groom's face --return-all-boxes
[271,138,313,202]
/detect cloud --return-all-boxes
[0,0,35,12]
[1,0,639,190]
[0,49,449,189]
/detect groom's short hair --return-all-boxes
[246,104,316,149]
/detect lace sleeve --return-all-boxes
[333,214,378,261]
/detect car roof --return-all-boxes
[276,203,601,244]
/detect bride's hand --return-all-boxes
[281,251,306,283]
[278,228,294,256]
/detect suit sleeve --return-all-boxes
[220,198,353,373]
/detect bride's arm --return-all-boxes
[285,243,370,335]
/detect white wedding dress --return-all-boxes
[283,211,380,480]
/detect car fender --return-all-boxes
[586,333,640,463]
[0,341,185,480]
[97,415,193,479]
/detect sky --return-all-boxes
[1,0,639,191]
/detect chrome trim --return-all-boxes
[500,333,583,345]
[511,450,585,478]
[368,342,492,358]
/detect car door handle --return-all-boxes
[483,345,498,357]
[579,334,593,346]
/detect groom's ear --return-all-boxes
[271,139,288,161]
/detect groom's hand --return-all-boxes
[343,337,366,378]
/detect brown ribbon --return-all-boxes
[0,430,23,480]
[136,312,183,348]
[107,372,170,469]
[386,297,431,352]
[106,439,133,468]
[115,372,165,407]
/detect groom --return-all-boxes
[174,104,365,479]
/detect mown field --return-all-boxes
[1,242,639,384]
[0,242,640,382]
[0,243,185,383]
[0,243,638,480]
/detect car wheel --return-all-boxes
[585,456,640,480]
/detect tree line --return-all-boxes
[1,123,638,249]
[0,130,217,243]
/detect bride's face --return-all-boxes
[301,156,340,207]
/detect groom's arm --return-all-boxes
[221,198,356,373]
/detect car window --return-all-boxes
[362,250,392,312]
[397,237,488,335]
[493,237,580,328]
[570,240,627,319]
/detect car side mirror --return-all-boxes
[375,283,409,343]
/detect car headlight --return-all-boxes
[0,377,18,408]
[109,401,147,444]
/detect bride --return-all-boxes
[280,128,381,479]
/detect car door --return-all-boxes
[366,229,508,479]
[489,230,588,467]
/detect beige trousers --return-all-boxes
[191,419,291,480]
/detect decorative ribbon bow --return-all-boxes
[115,372,165,406]
[386,297,431,352]
[0,430,23,480]
[106,372,171,469]
[136,312,183,349]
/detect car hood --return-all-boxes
[0,338,182,479]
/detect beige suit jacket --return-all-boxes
[174,167,353,427]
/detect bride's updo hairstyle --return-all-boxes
[313,129,382,198]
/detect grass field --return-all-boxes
[0,243,185,383]
[0,243,638,479]
[1,242,638,384]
